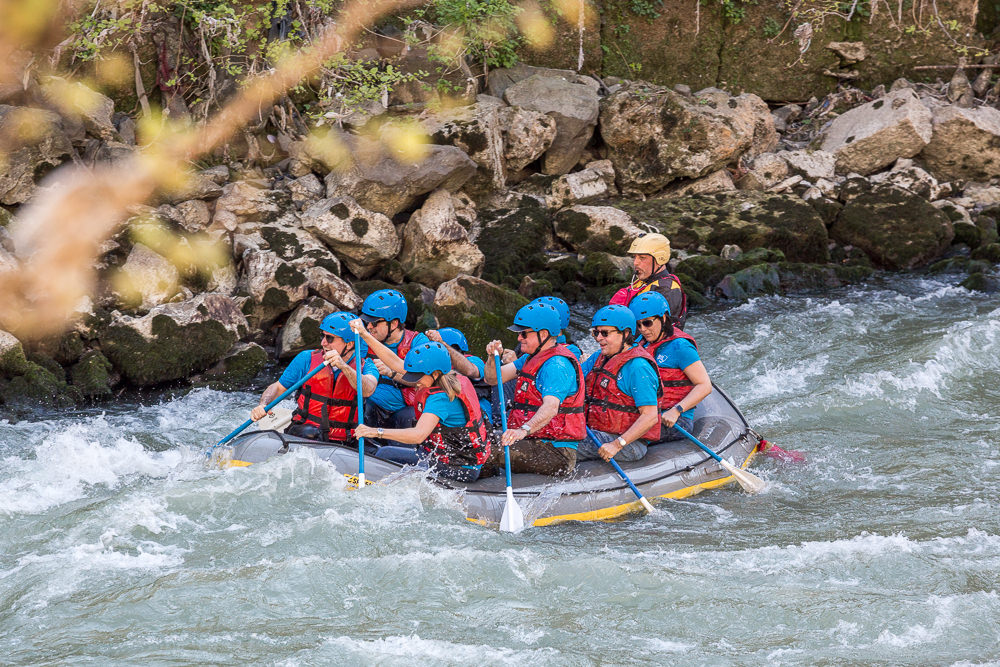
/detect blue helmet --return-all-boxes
[629,292,671,320]
[401,342,452,382]
[508,302,561,337]
[438,327,469,352]
[531,296,570,330]
[360,289,407,324]
[592,304,637,336]
[319,312,367,356]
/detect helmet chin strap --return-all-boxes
[628,272,641,290]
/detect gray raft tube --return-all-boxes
[222,384,761,526]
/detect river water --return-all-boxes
[1,275,998,665]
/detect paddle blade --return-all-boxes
[720,458,767,494]
[638,497,655,513]
[765,443,806,464]
[499,486,525,532]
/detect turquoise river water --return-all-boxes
[1,275,998,665]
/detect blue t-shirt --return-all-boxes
[465,355,493,424]
[557,334,583,359]
[582,347,659,408]
[280,350,378,390]
[512,352,580,448]
[369,332,431,412]
[647,338,701,419]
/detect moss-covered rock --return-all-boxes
[28,352,65,383]
[614,192,829,262]
[673,272,709,308]
[582,252,631,287]
[832,264,875,283]
[476,201,553,289]
[953,222,984,249]
[433,275,528,354]
[0,207,12,227]
[0,361,81,407]
[675,247,784,287]
[807,196,844,228]
[831,185,953,270]
[961,272,1000,292]
[0,330,30,376]
[976,213,999,246]
[197,342,268,390]
[971,243,1000,264]
[69,350,114,399]
[714,263,780,300]
[102,294,248,386]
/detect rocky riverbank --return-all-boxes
[2,64,999,410]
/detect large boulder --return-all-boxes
[323,137,476,217]
[0,329,29,376]
[101,293,249,385]
[919,104,1000,182]
[474,198,554,289]
[503,74,600,175]
[196,342,268,388]
[400,189,484,287]
[277,297,330,359]
[300,196,401,278]
[548,160,617,209]
[497,104,558,176]
[615,193,831,263]
[554,205,650,253]
[487,63,600,99]
[818,89,932,175]
[422,100,506,195]
[236,249,309,329]
[433,275,528,353]
[599,83,777,195]
[112,243,182,311]
[40,77,117,141]
[778,150,837,180]
[0,106,73,205]
[831,185,954,269]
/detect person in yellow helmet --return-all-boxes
[609,233,688,330]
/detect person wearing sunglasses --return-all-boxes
[578,305,661,463]
[608,233,688,330]
[482,302,586,477]
[357,288,430,435]
[250,312,378,441]
[530,296,582,359]
[354,342,491,482]
[629,292,711,442]
[424,326,495,426]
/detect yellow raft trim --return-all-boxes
[514,447,761,527]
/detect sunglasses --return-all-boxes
[516,330,533,339]
[591,328,618,339]
[321,333,337,343]
[366,318,387,327]
[637,318,657,329]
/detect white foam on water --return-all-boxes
[635,637,694,653]
[875,596,959,648]
[315,634,561,664]
[739,354,830,402]
[0,420,190,515]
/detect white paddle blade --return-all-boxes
[499,486,525,532]
[639,497,655,513]
[720,459,767,494]
[357,472,366,489]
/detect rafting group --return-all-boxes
[244,233,716,485]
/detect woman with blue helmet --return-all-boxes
[355,341,491,482]
[629,292,712,442]
[425,326,495,425]
[579,304,661,463]
[531,296,582,359]
[250,312,378,442]
[482,301,586,477]
[357,288,430,433]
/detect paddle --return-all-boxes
[206,359,330,458]
[494,352,525,532]
[586,427,655,514]
[673,424,767,493]
[354,329,366,488]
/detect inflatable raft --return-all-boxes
[222,383,761,526]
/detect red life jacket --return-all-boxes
[646,329,699,410]
[585,344,662,442]
[291,350,359,441]
[414,374,491,466]
[508,345,586,441]
[370,329,419,407]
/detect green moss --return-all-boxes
[675,254,729,286]
[0,207,12,227]
[478,203,553,288]
[275,263,306,288]
[433,277,528,353]
[953,223,983,249]
[929,257,972,274]
[776,262,840,290]
[582,252,628,286]
[27,353,65,382]
[69,350,114,399]
[200,344,269,390]
[960,272,1000,292]
[673,272,708,308]
[833,264,875,284]
[298,317,322,350]
[553,209,624,253]
[715,263,780,300]
[350,216,370,238]
[260,287,292,312]
[0,339,30,376]
[0,361,80,407]
[260,227,305,261]
[103,314,238,385]
[971,243,1000,264]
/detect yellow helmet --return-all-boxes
[627,233,671,265]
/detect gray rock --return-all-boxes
[498,105,558,176]
[112,243,182,311]
[504,75,600,175]
[422,101,506,194]
[487,63,599,99]
[278,297,331,359]
[323,137,476,217]
[301,196,401,278]
[657,169,736,198]
[553,205,651,252]
[237,249,309,328]
[303,265,362,311]
[0,105,73,205]
[818,89,932,175]
[920,104,1000,182]
[40,77,117,141]
[547,160,617,208]
[400,189,484,287]
[287,173,324,209]
[737,153,789,191]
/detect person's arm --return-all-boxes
[484,339,517,385]
[597,405,659,461]
[663,361,711,427]
[349,319,405,375]
[251,381,286,421]
[355,411,440,444]
[500,395,560,448]
[323,349,378,398]
[426,330,481,378]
